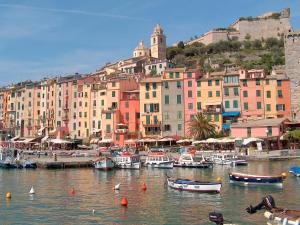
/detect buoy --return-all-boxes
[282,172,287,178]
[92,209,95,214]
[69,187,76,195]
[217,177,222,182]
[141,182,147,191]
[6,192,11,199]
[121,197,128,206]
[29,186,35,195]
[113,183,120,190]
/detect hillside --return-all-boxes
[167,37,285,73]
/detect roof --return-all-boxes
[231,118,289,128]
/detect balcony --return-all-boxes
[145,127,161,135]
[204,105,222,114]
[115,123,128,134]
[142,121,161,127]
[115,128,128,134]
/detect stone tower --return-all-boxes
[150,24,166,60]
[285,31,300,120]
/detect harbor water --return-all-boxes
[0,160,299,225]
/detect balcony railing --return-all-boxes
[115,128,128,134]
[142,121,161,127]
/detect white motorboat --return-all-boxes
[113,152,141,169]
[144,152,173,168]
[174,153,212,168]
[211,153,247,166]
[94,157,114,170]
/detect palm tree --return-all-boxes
[189,112,217,140]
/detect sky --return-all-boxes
[0,0,299,85]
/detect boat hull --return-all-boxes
[173,162,212,168]
[115,162,141,169]
[229,173,284,187]
[94,159,114,170]
[167,178,221,193]
[144,162,173,169]
[289,166,300,177]
[264,211,300,225]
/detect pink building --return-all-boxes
[183,70,201,137]
[116,90,140,146]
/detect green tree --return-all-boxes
[189,112,217,140]
[177,41,185,49]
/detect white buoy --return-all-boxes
[114,183,120,190]
[29,186,35,195]
[92,209,95,214]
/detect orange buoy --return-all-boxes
[141,182,147,191]
[121,197,128,206]
[69,187,76,195]
[6,192,11,199]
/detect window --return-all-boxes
[224,87,229,96]
[106,124,111,133]
[233,100,238,108]
[233,87,239,96]
[278,90,283,98]
[267,126,272,137]
[266,104,271,111]
[164,81,169,89]
[152,83,157,89]
[187,72,192,78]
[208,91,213,97]
[257,102,262,109]
[101,100,104,106]
[244,102,249,110]
[243,80,247,87]
[225,101,230,109]
[243,91,248,97]
[266,80,270,85]
[125,112,129,120]
[208,80,212,86]
[164,124,171,131]
[176,95,182,104]
[165,95,170,104]
[152,91,156,98]
[164,113,169,120]
[178,124,182,131]
[73,123,76,130]
[214,114,219,122]
[256,90,261,97]
[215,80,220,86]
[145,92,150,99]
[169,72,174,79]
[188,80,192,87]
[197,102,201,110]
[247,127,251,137]
[188,91,193,98]
[197,91,201,97]
[106,113,111,119]
[145,83,150,91]
[197,81,201,87]
[177,111,182,119]
[216,91,220,97]
[112,81,116,87]
[256,79,260,86]
[188,103,193,110]
[146,115,150,124]
[267,91,271,98]
[176,81,181,88]
[125,101,129,108]
[276,104,285,111]
[277,80,282,87]
[112,91,115,97]
[175,72,180,78]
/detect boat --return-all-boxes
[22,159,37,169]
[112,152,141,169]
[167,176,222,193]
[246,195,300,225]
[0,157,19,169]
[174,153,213,168]
[94,157,114,170]
[144,152,173,168]
[289,166,300,177]
[209,212,238,225]
[211,153,247,166]
[229,172,286,187]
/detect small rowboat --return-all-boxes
[167,176,222,193]
[264,211,300,225]
[289,166,300,177]
[229,172,286,187]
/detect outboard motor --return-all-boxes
[246,195,276,214]
[209,212,224,225]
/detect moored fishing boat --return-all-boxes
[289,166,300,177]
[167,176,222,193]
[94,157,114,170]
[174,153,212,168]
[22,159,37,169]
[144,152,173,168]
[211,153,247,166]
[112,152,141,169]
[247,195,300,225]
[229,172,286,187]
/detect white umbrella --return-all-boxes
[243,137,263,145]
[50,139,72,144]
[206,138,220,143]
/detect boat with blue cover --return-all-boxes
[289,166,300,177]
[167,176,222,193]
[229,172,286,187]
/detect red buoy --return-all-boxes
[141,182,147,191]
[121,197,128,206]
[69,187,76,195]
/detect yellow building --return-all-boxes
[264,78,278,119]
[139,77,162,138]
[197,75,223,131]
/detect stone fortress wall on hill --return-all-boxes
[188,8,292,45]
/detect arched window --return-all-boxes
[153,38,156,44]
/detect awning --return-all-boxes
[92,129,101,133]
[50,139,72,144]
[223,111,240,117]
[177,139,193,144]
[158,137,175,142]
[205,102,222,106]
[17,137,37,143]
[222,123,231,130]
[124,139,137,143]
[90,138,100,144]
[98,139,113,144]
[243,137,263,145]
[41,136,49,143]
[10,136,20,141]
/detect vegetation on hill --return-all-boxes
[167,37,285,73]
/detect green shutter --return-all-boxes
[233,100,238,108]
[225,101,230,109]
